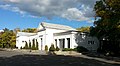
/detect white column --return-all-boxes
[65,38,68,48]
[57,39,59,48]
[70,34,73,49]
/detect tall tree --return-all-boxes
[91,0,120,40]
[91,0,120,55]
[0,28,16,48]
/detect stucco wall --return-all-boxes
[75,33,99,51]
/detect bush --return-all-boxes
[75,46,88,53]
[20,46,22,49]
[29,41,31,49]
[0,44,2,48]
[32,43,36,50]
[56,46,60,51]
[62,48,74,51]
[36,41,39,50]
[45,45,48,51]
[49,44,55,51]
[24,41,29,49]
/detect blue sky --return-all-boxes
[0,0,97,30]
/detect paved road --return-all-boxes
[0,50,46,57]
[0,50,119,66]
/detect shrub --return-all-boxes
[24,41,28,49]
[29,41,31,49]
[56,46,60,51]
[32,43,36,50]
[45,45,48,51]
[62,48,74,51]
[49,44,55,51]
[0,44,2,48]
[20,46,22,49]
[36,41,39,50]
[75,46,88,53]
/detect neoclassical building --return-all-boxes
[16,22,99,51]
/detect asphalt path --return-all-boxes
[0,50,119,66]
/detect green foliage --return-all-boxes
[91,0,120,55]
[76,26,90,32]
[49,44,55,51]
[36,40,39,50]
[56,46,60,51]
[62,48,74,51]
[22,28,36,33]
[32,39,36,50]
[75,46,88,53]
[20,46,22,49]
[45,45,48,51]
[29,41,31,49]
[91,0,120,40]
[0,44,2,48]
[0,28,16,48]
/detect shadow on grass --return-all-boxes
[0,54,119,66]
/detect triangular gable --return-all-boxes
[37,22,45,31]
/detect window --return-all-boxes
[59,39,65,49]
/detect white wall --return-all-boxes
[75,33,99,51]
[16,34,38,49]
[53,32,78,49]
[45,28,67,50]
[16,36,29,49]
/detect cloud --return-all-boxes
[87,19,95,23]
[62,8,89,21]
[0,0,99,22]
[0,4,25,14]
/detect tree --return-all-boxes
[0,29,16,48]
[10,33,16,48]
[76,26,90,32]
[91,0,120,40]
[22,28,36,33]
[91,0,120,55]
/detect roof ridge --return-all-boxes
[41,22,75,30]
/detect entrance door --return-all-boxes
[67,38,70,48]
[59,39,65,50]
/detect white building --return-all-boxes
[16,22,99,51]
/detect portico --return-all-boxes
[53,30,77,49]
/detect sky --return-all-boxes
[0,0,99,30]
